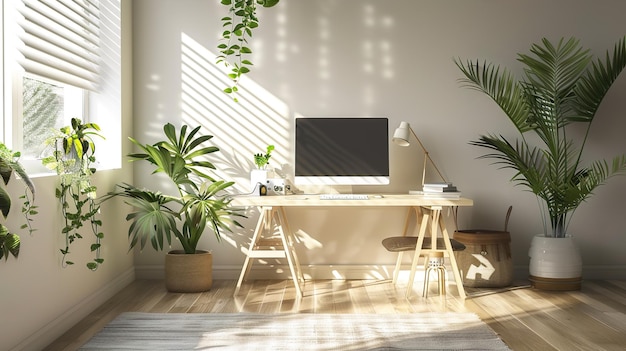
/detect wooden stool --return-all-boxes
[424,251,446,297]
[382,236,466,296]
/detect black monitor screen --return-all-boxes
[295,117,389,184]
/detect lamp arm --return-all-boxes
[410,127,447,185]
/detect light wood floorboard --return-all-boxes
[44,279,626,351]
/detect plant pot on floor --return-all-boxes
[528,234,582,291]
[165,250,213,292]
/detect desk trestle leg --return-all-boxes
[235,206,304,297]
[405,206,466,300]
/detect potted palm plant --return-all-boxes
[0,143,36,261]
[455,37,626,290]
[104,123,244,292]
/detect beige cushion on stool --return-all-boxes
[382,237,466,252]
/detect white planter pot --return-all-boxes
[250,169,268,194]
[528,234,582,290]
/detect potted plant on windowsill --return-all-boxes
[0,143,36,261]
[103,123,244,292]
[455,37,626,290]
[42,118,104,270]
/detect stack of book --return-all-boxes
[421,182,461,198]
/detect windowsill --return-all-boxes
[20,158,121,179]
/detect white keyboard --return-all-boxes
[319,194,369,200]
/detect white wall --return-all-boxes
[131,0,626,281]
[1,2,135,350]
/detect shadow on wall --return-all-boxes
[180,32,292,195]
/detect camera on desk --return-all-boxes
[266,178,290,196]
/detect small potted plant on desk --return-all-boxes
[456,37,626,290]
[103,123,244,292]
[250,144,274,194]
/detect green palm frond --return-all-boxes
[455,60,533,134]
[458,37,626,237]
[125,195,179,251]
[129,123,220,192]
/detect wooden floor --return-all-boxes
[44,278,626,351]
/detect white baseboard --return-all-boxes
[138,263,626,281]
[582,265,626,280]
[12,268,135,351]
[136,264,439,281]
[514,264,626,281]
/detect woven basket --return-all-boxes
[453,206,513,288]
[165,250,213,292]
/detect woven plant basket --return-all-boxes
[165,250,213,292]
[453,206,513,288]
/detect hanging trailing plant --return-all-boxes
[42,118,104,270]
[0,143,37,261]
[216,0,280,101]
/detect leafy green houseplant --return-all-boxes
[217,0,280,100]
[104,123,244,292]
[456,37,626,238]
[456,37,626,290]
[42,118,104,270]
[254,144,274,169]
[0,144,36,261]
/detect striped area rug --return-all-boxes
[81,312,511,350]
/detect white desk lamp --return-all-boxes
[392,121,447,188]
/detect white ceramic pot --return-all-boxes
[250,169,268,194]
[528,234,582,290]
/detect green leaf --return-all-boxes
[260,0,279,7]
[0,187,10,218]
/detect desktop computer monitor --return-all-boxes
[294,117,389,185]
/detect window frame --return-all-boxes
[2,0,122,177]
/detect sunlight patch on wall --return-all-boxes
[179,33,291,194]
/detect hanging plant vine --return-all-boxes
[42,118,104,270]
[216,0,280,101]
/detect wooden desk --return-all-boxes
[232,194,473,298]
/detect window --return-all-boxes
[20,74,86,159]
[2,0,122,174]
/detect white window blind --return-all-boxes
[16,0,102,91]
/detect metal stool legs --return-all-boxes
[423,252,446,297]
